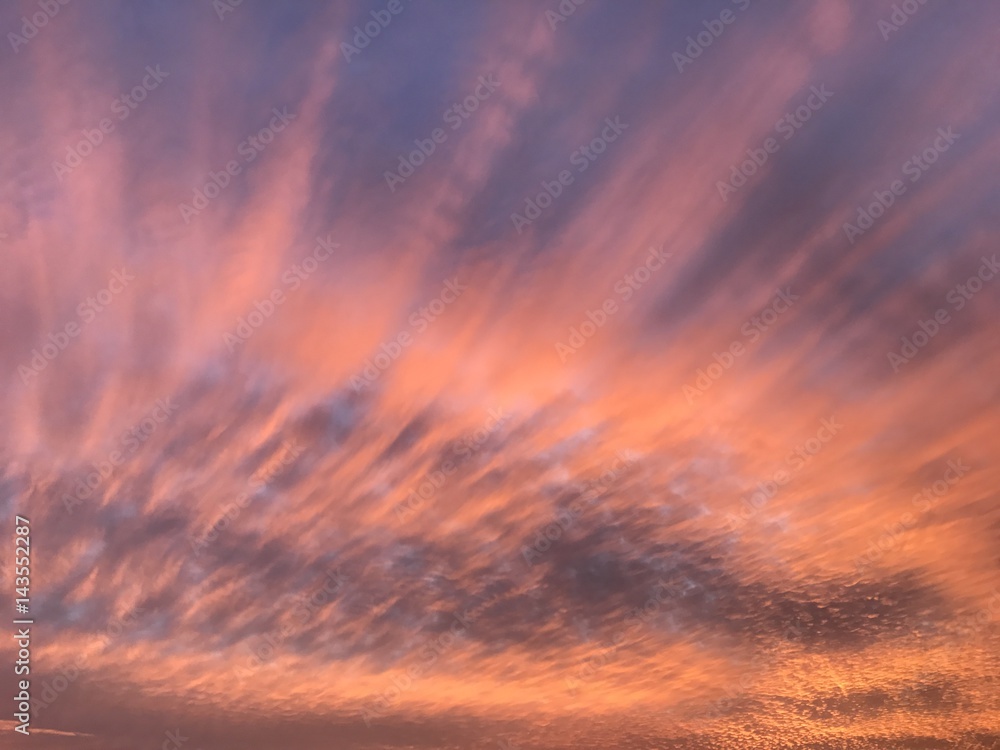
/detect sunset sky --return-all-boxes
[1,0,999,748]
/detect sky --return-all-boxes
[0,0,999,748]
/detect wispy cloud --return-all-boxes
[0,1,998,748]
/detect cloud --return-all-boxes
[0,1,998,748]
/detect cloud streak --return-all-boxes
[0,0,998,748]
